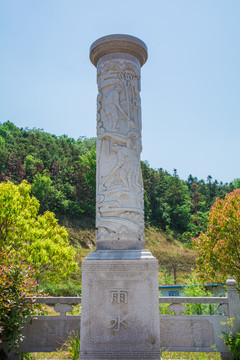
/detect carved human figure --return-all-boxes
[110,139,140,190]
[97,91,105,135]
[103,84,123,131]
[118,72,137,130]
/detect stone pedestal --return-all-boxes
[80,251,160,360]
[80,35,160,359]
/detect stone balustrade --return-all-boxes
[3,277,239,360]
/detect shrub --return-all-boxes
[0,248,42,353]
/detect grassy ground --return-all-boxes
[21,351,222,359]
[162,352,221,359]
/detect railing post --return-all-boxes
[221,276,240,360]
[226,276,240,332]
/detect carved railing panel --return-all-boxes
[5,286,239,359]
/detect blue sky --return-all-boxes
[0,0,239,183]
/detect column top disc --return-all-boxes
[90,34,148,67]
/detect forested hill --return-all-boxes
[0,121,236,244]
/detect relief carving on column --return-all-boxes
[96,60,144,247]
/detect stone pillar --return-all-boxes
[220,277,240,360]
[92,34,147,251]
[80,35,161,360]
[226,277,240,331]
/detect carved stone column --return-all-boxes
[91,34,147,250]
[80,35,161,360]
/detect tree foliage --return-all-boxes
[0,121,234,241]
[0,248,41,352]
[193,189,240,285]
[0,180,77,285]
[0,121,96,220]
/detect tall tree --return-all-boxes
[0,181,77,285]
[193,189,240,285]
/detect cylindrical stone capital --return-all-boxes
[90,34,148,68]
[91,34,147,250]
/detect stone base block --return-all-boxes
[80,250,161,360]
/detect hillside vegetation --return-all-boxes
[58,216,196,285]
[0,120,237,289]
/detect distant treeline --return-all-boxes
[0,121,237,243]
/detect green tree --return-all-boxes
[31,171,61,213]
[142,163,192,233]
[77,146,96,218]
[0,121,235,238]
[193,189,240,285]
[24,154,43,181]
[0,181,77,285]
[232,178,240,189]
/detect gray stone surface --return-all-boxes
[90,34,148,67]
[226,277,240,332]
[160,315,229,353]
[21,315,80,352]
[91,34,147,250]
[86,249,156,260]
[80,252,160,359]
